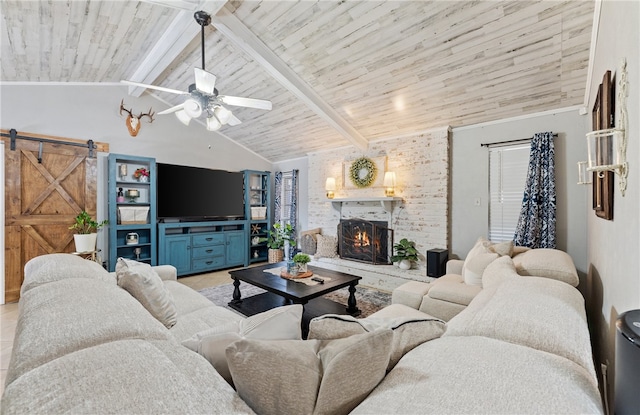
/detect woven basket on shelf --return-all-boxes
[268,248,283,263]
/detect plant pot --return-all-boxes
[398,259,412,270]
[268,248,283,263]
[296,263,308,273]
[73,233,97,253]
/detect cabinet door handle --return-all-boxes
[205,237,213,241]
[205,249,213,253]
[205,261,213,265]
[187,246,191,250]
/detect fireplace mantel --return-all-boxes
[329,197,402,214]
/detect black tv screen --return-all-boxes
[157,163,245,221]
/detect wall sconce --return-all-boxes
[325,177,336,199]
[383,172,396,197]
[579,58,629,196]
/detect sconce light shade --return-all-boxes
[586,129,624,171]
[577,161,592,185]
[325,177,336,199]
[383,171,396,197]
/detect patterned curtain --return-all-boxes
[274,171,283,222]
[273,170,299,232]
[513,132,556,248]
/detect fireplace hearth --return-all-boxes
[338,219,393,265]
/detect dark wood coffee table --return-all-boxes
[228,262,361,335]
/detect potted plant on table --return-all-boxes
[292,253,311,273]
[263,222,296,263]
[390,238,419,270]
[69,210,108,253]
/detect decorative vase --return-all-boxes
[268,248,283,263]
[138,175,148,183]
[73,233,97,253]
[296,263,308,273]
[398,259,412,270]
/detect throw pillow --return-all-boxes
[512,248,579,287]
[115,258,177,329]
[182,304,302,385]
[461,237,492,276]
[300,230,320,255]
[481,255,520,289]
[226,329,393,415]
[488,240,514,257]
[462,252,499,286]
[314,234,338,259]
[308,314,445,371]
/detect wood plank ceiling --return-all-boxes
[1,0,594,162]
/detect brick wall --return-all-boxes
[308,127,450,271]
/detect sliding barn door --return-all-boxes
[3,132,105,302]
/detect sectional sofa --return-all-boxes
[2,253,603,414]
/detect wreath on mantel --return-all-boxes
[349,157,377,188]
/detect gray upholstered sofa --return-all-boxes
[392,239,580,321]
[1,253,252,414]
[3,252,603,414]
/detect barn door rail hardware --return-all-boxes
[2,129,97,162]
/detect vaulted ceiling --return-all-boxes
[1,0,594,162]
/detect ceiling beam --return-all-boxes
[211,8,369,150]
[126,0,227,97]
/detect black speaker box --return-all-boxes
[427,249,448,278]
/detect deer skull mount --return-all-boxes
[119,99,155,137]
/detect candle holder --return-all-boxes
[126,189,140,203]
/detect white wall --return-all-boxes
[1,84,273,301]
[586,1,640,411]
[450,109,590,279]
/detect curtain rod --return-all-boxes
[480,133,558,147]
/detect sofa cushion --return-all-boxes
[314,234,338,258]
[182,305,302,384]
[116,258,178,329]
[513,248,579,287]
[21,253,114,295]
[1,339,254,415]
[350,336,602,414]
[6,278,170,386]
[308,313,445,370]
[462,252,499,286]
[226,329,392,415]
[481,255,521,289]
[427,274,482,305]
[444,276,596,377]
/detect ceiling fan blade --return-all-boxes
[218,95,272,111]
[157,103,185,115]
[194,68,216,95]
[121,80,188,96]
[227,113,242,126]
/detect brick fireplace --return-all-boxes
[338,219,393,265]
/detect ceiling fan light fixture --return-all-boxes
[206,116,222,131]
[213,106,233,125]
[175,110,191,126]
[183,98,202,118]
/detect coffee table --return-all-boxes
[228,262,361,335]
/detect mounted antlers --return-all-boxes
[119,99,155,137]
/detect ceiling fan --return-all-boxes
[121,10,272,131]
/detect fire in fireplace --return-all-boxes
[338,219,393,265]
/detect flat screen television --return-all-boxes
[157,163,245,221]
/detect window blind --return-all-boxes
[489,144,530,242]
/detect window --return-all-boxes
[279,171,294,224]
[488,144,530,241]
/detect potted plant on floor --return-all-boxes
[263,222,296,263]
[69,210,108,253]
[391,238,419,270]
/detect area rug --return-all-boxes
[198,282,391,318]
